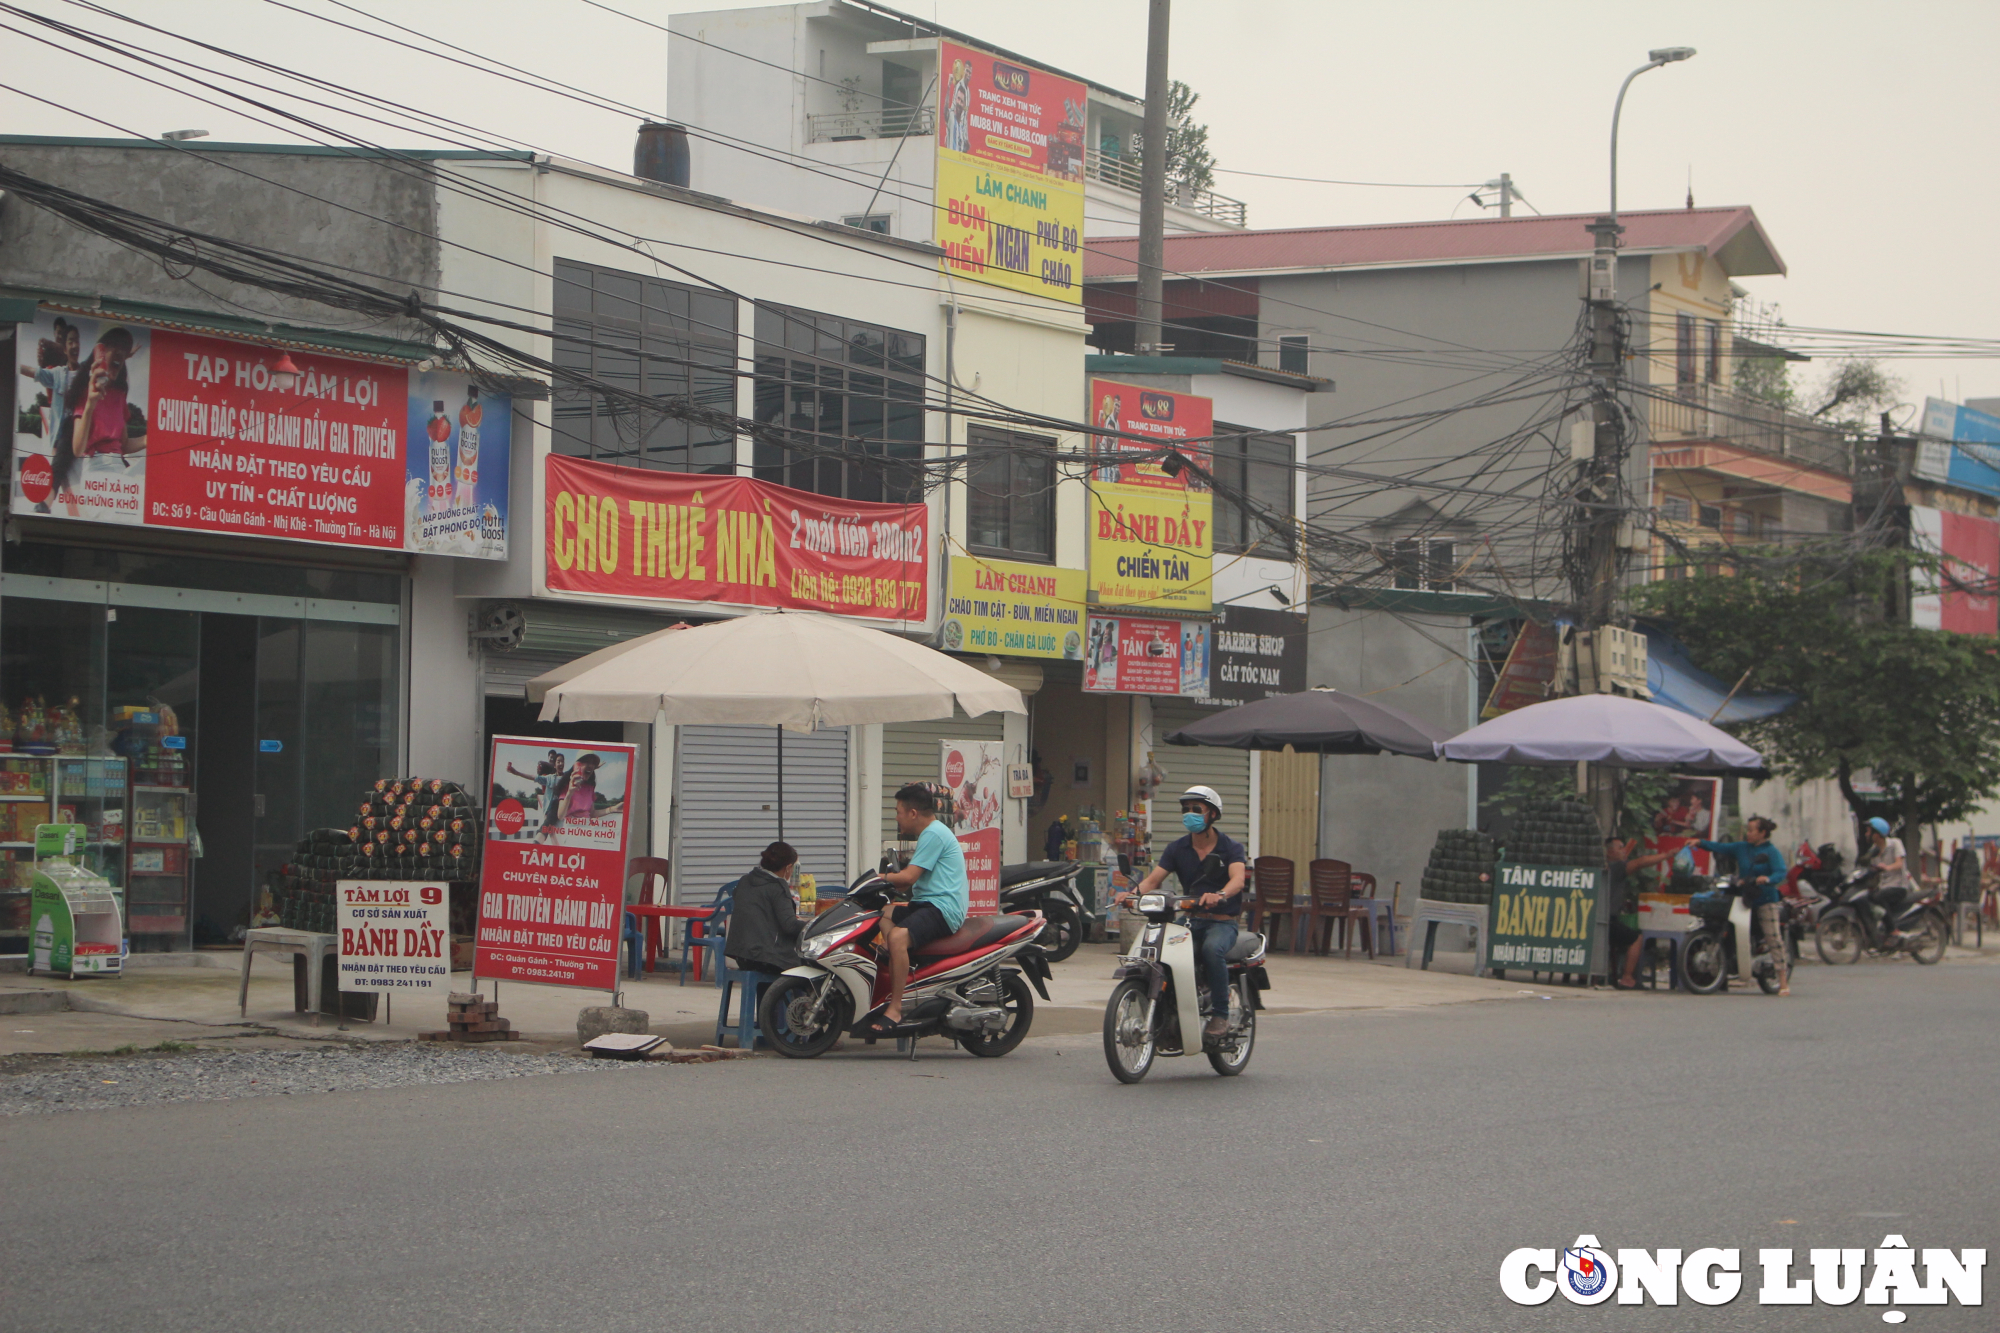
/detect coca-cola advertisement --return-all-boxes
[942,739,1003,916]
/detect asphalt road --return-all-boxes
[7,957,1994,1332]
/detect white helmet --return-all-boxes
[1180,785,1223,817]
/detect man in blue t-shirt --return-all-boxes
[874,782,969,1031]
[1119,785,1248,1038]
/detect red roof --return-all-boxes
[1084,206,1784,281]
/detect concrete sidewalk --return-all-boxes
[0,937,1588,1056]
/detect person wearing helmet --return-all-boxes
[1117,785,1248,1038]
[1861,817,1915,942]
[1696,816,1790,995]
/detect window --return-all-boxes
[842,214,892,234]
[1278,336,1309,376]
[1730,509,1754,537]
[965,427,1054,561]
[1659,494,1692,524]
[1705,319,1723,384]
[1698,504,1722,530]
[1392,538,1456,592]
[1210,429,1297,557]
[752,303,927,503]
[1675,313,1697,396]
[551,259,738,472]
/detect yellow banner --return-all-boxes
[1087,483,1213,613]
[936,156,1083,304]
[943,555,1086,659]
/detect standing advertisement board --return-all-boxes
[1086,380,1213,613]
[1083,614,1211,696]
[936,40,1086,303]
[1487,863,1601,976]
[336,881,452,994]
[941,554,1085,658]
[10,311,509,557]
[1910,506,2000,635]
[942,739,1003,916]
[474,736,638,992]
[543,454,929,622]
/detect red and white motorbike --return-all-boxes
[757,877,1052,1058]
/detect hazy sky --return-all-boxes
[4,0,1994,410]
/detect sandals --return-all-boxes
[862,1014,903,1036]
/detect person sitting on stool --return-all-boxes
[726,841,808,976]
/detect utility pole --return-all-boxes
[1497,171,1515,218]
[1133,0,1171,355]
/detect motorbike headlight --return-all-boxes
[1136,893,1167,914]
[800,926,864,960]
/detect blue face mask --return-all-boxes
[1182,811,1208,833]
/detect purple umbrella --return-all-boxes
[1435,694,1767,777]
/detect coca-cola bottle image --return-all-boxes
[455,386,481,508]
[425,401,452,515]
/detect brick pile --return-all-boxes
[418,992,522,1043]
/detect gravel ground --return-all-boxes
[0,1043,656,1115]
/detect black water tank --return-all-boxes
[633,122,690,187]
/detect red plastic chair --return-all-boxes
[626,857,670,973]
[1248,857,1299,952]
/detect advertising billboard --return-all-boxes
[941,554,1085,659]
[474,736,639,992]
[11,311,508,557]
[1916,397,2000,500]
[1085,379,1214,613]
[1082,614,1211,696]
[1204,604,1307,705]
[941,739,1002,916]
[335,881,453,994]
[935,40,1086,303]
[543,453,929,622]
[1910,505,2000,635]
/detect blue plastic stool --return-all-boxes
[716,965,779,1049]
[621,910,644,980]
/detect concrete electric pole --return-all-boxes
[1134,0,1172,355]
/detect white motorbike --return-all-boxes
[1102,892,1269,1082]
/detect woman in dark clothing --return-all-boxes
[725,841,808,975]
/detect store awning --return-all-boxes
[1641,627,1795,725]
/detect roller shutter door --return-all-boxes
[1151,700,1252,843]
[880,709,1004,845]
[674,725,848,902]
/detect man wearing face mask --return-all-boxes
[1118,785,1248,1038]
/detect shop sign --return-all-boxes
[543,454,928,622]
[474,736,638,992]
[1082,614,1212,696]
[941,554,1084,658]
[936,40,1086,303]
[1483,621,1561,718]
[942,739,1003,916]
[1086,380,1213,613]
[1910,506,2000,635]
[1487,862,1600,976]
[10,312,510,558]
[335,881,451,993]
[1203,604,1306,705]
[1636,775,1723,875]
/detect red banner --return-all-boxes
[474,736,638,992]
[943,740,1003,916]
[939,39,1087,182]
[544,454,929,621]
[1082,614,1213,696]
[1089,379,1214,490]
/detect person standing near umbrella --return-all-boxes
[1696,817,1790,996]
[1118,786,1248,1038]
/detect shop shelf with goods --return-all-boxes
[0,755,128,955]
[127,785,195,946]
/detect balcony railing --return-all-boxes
[1085,149,1248,227]
[1647,384,1853,476]
[806,106,935,144]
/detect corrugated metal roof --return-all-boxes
[1084,206,1784,281]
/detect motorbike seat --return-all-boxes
[999,862,1069,888]
[913,914,1031,958]
[1224,932,1266,963]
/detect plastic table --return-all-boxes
[239,927,339,1027]
[625,903,714,976]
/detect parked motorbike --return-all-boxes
[997,861,1087,963]
[1813,866,1949,966]
[1681,877,1786,995]
[1102,892,1269,1083]
[757,877,1052,1059]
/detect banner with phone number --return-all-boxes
[543,453,929,621]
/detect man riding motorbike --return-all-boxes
[1116,786,1248,1039]
[1861,816,1918,945]
[1696,815,1790,996]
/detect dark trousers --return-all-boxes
[1187,918,1238,1018]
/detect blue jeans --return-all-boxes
[1187,918,1238,1019]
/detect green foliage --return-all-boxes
[1809,357,1902,431]
[1733,351,1796,410]
[1164,80,1215,194]
[1636,551,2000,840]
[1615,770,1678,842]
[1479,765,1578,820]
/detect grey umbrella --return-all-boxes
[1163,687,1449,759]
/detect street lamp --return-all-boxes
[1588,46,1696,300]
[1610,47,1696,226]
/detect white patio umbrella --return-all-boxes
[1434,693,1767,776]
[532,608,1025,731]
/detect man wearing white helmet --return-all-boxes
[1118,784,1248,1038]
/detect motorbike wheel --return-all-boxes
[758,974,846,1059]
[1755,959,1782,995]
[1681,930,1730,993]
[1815,911,1864,966]
[1206,979,1256,1076]
[1906,909,1949,965]
[1040,902,1082,964]
[1102,978,1157,1084]
[960,971,1034,1057]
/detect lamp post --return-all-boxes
[1609,47,1695,227]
